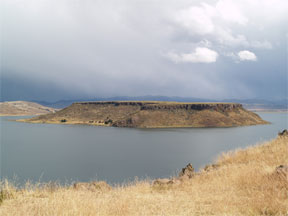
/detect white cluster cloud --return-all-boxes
[167,0,287,63]
[172,0,274,49]
[215,0,248,25]
[174,4,215,35]
[238,50,257,61]
[166,47,218,63]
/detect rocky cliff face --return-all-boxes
[76,101,242,111]
[22,101,268,128]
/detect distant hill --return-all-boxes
[0,101,57,116]
[21,101,268,128]
[222,99,288,111]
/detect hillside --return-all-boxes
[0,101,56,116]
[21,101,268,128]
[0,133,287,215]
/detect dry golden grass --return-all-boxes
[0,136,287,216]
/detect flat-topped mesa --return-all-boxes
[21,101,268,128]
[75,101,243,111]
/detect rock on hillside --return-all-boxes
[21,101,268,128]
[0,101,57,116]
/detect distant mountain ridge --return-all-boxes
[30,96,288,110]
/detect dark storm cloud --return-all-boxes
[1,0,287,101]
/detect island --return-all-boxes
[19,101,268,128]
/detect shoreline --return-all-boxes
[0,114,42,117]
[0,133,287,215]
[1,131,286,186]
[15,118,270,128]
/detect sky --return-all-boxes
[1,0,288,102]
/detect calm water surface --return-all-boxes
[0,113,287,185]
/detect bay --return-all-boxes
[0,112,287,185]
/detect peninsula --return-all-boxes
[20,101,268,128]
[0,101,56,116]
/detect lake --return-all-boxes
[0,112,287,185]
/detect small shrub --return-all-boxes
[0,181,16,205]
[104,119,113,124]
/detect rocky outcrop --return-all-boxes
[203,164,219,172]
[153,178,181,186]
[22,101,268,128]
[178,163,195,180]
[278,129,288,137]
[153,163,195,186]
[73,181,111,192]
[272,165,288,181]
[75,101,242,112]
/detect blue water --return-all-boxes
[0,112,287,185]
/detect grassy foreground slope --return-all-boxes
[21,101,268,128]
[0,135,287,215]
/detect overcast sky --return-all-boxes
[1,0,287,102]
